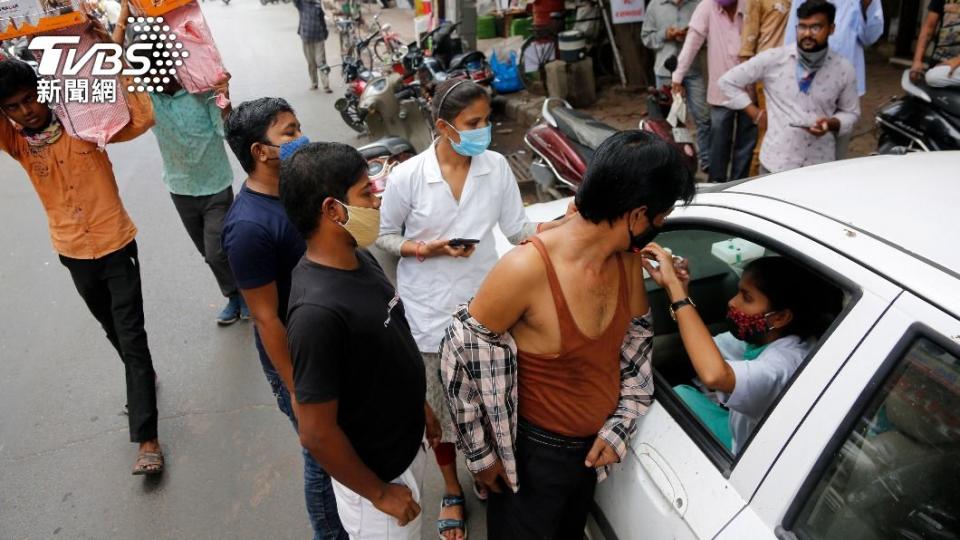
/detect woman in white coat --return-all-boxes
[377,79,571,540]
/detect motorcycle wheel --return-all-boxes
[876,133,910,155]
[339,102,367,133]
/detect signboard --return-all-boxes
[611,0,644,24]
[0,0,85,39]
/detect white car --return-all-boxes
[496,152,960,540]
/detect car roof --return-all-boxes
[722,152,960,278]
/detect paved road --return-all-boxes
[0,2,485,538]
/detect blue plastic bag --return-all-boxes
[491,51,524,94]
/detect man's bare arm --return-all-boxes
[240,283,295,394]
[298,400,421,525]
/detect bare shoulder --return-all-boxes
[486,242,545,289]
[470,243,546,332]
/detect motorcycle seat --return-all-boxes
[449,51,485,71]
[358,136,415,159]
[552,106,619,151]
[926,86,960,118]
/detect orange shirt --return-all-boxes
[0,90,155,260]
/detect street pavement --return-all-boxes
[0,2,486,538]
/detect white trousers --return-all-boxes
[332,441,427,540]
[926,64,960,88]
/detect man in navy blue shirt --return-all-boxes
[222,97,346,540]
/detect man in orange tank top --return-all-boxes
[440,131,697,539]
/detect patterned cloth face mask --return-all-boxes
[725,307,777,343]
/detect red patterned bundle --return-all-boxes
[38,22,131,147]
[162,1,227,98]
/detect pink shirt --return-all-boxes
[673,0,745,106]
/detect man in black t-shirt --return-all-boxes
[280,141,439,539]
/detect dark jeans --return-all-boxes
[255,332,347,540]
[59,240,158,442]
[709,106,758,182]
[169,186,237,298]
[487,419,597,540]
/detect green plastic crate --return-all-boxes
[477,15,497,39]
[510,17,532,38]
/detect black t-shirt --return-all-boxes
[221,184,306,325]
[288,250,426,482]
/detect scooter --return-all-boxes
[359,136,417,196]
[525,96,698,201]
[428,21,493,87]
[357,73,434,152]
[875,69,960,153]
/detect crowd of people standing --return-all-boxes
[645,0,958,178]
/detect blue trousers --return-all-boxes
[256,333,347,540]
[658,72,711,172]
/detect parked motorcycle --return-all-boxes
[357,73,434,152]
[876,69,960,153]
[525,96,697,201]
[428,21,493,87]
[400,21,494,99]
[359,136,417,196]
[334,26,390,133]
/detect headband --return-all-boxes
[436,80,469,118]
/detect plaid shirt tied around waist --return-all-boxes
[439,304,655,491]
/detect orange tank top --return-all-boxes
[517,236,632,437]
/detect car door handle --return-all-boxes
[636,443,688,517]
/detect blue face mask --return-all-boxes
[267,135,310,161]
[445,122,491,157]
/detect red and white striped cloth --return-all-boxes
[36,22,131,148]
[163,1,228,105]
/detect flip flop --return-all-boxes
[132,450,164,476]
[438,494,468,540]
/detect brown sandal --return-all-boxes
[132,450,164,475]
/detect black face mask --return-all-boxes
[627,211,661,252]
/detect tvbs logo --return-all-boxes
[28,16,187,90]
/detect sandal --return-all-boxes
[132,449,164,476]
[437,494,468,539]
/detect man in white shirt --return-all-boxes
[719,0,860,173]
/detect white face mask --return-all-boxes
[336,200,380,248]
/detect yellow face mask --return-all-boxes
[336,200,380,248]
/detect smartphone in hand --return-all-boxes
[789,122,813,129]
[448,238,480,248]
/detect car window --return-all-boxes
[789,336,960,540]
[647,227,847,465]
